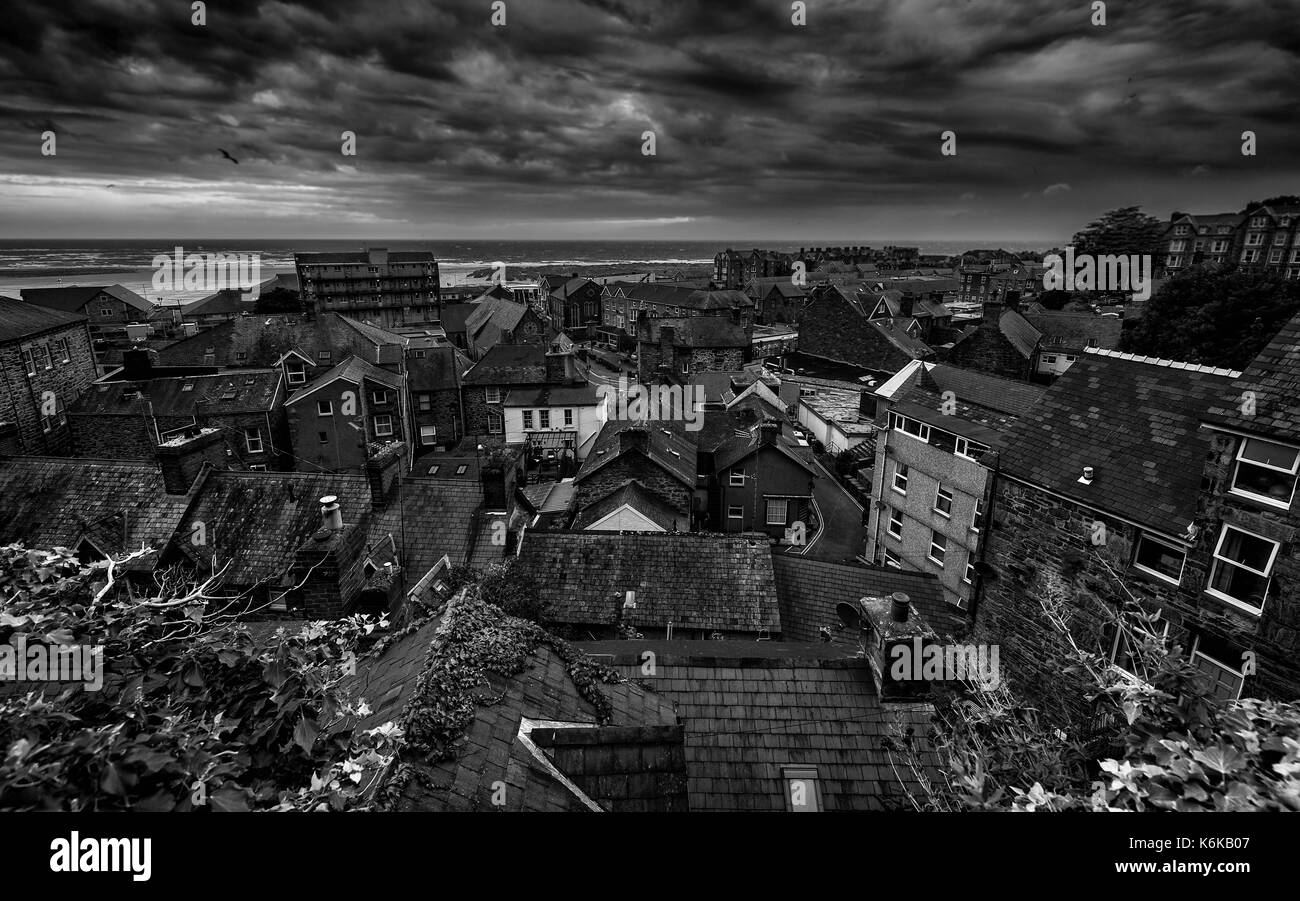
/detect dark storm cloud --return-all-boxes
[0,0,1297,239]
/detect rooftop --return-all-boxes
[1202,311,1300,443]
[0,295,87,343]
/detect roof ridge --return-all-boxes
[1083,346,1242,377]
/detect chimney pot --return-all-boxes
[320,494,343,531]
[890,592,910,623]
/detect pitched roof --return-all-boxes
[71,369,281,416]
[1202,311,1300,444]
[999,350,1237,536]
[0,458,192,564]
[379,594,686,812]
[576,418,697,487]
[611,282,754,311]
[462,344,549,386]
[588,642,939,811]
[1022,309,1123,350]
[517,531,780,633]
[571,480,685,531]
[998,310,1043,359]
[406,344,470,392]
[183,288,256,318]
[466,295,529,337]
[156,313,405,368]
[437,302,479,334]
[284,355,401,406]
[0,295,87,342]
[502,383,600,406]
[924,363,1048,418]
[772,554,949,645]
[22,284,152,315]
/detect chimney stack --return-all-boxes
[364,441,406,510]
[122,347,156,381]
[156,427,226,495]
[836,593,939,702]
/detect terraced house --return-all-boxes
[0,296,97,456]
[976,334,1300,730]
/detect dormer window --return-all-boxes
[286,361,307,385]
[1230,437,1299,509]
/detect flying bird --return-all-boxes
[219,148,239,164]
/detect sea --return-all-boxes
[0,238,1004,307]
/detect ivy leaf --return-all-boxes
[1192,745,1246,776]
[210,786,251,812]
[293,716,319,754]
[100,763,126,796]
[182,663,205,688]
[44,628,75,645]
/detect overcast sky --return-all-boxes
[1,0,1297,243]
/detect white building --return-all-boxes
[502,382,607,461]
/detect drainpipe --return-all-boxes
[970,451,1002,624]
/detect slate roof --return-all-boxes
[466,295,529,337]
[571,480,685,531]
[462,344,549,386]
[0,457,192,564]
[437,302,479,335]
[713,422,818,476]
[772,554,949,645]
[517,531,780,633]
[284,355,400,406]
[71,369,281,415]
[998,310,1043,359]
[502,383,600,406]
[381,595,686,812]
[922,363,1048,418]
[1202,312,1300,444]
[611,282,754,311]
[576,418,697,487]
[998,350,1237,536]
[0,295,87,343]
[398,477,485,573]
[587,642,939,811]
[407,344,470,392]
[156,313,405,368]
[1022,308,1123,351]
[183,288,256,318]
[22,284,152,315]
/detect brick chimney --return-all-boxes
[291,522,367,618]
[619,425,649,456]
[897,293,915,319]
[157,428,226,494]
[758,418,781,446]
[479,444,523,514]
[364,441,405,510]
[544,342,578,384]
[836,592,940,702]
[981,297,1004,325]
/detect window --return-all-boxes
[934,486,953,518]
[1165,255,1183,268]
[56,338,70,363]
[1131,533,1186,585]
[1041,354,1057,365]
[454,464,469,476]
[485,387,502,404]
[487,411,503,434]
[1169,239,1186,252]
[1230,437,1299,508]
[21,346,36,377]
[1250,216,1268,228]
[100,307,113,317]
[963,562,975,584]
[1208,525,1278,614]
[1191,635,1245,702]
[891,413,930,443]
[892,463,909,495]
[884,548,902,569]
[417,393,432,412]
[318,431,329,444]
[372,389,389,405]
[955,437,988,461]
[928,531,946,566]
[783,767,820,812]
[1242,249,1260,263]
[887,508,903,540]
[1270,249,1284,263]
[1276,232,1290,245]
[727,506,743,519]
[1211,240,1228,253]
[730,468,745,487]
[244,428,263,453]
[317,400,333,416]
[766,498,788,526]
[373,414,393,437]
[1246,233,1264,246]
[1173,225,1189,235]
[317,350,332,362]
[419,425,437,446]
[427,464,441,476]
[287,362,307,385]
[39,395,66,433]
[36,344,52,370]
[564,408,574,426]
[539,410,551,428]
[522,410,534,429]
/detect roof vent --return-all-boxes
[1078,466,1094,485]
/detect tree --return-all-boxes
[887,571,1300,812]
[0,545,401,811]
[1070,206,1165,260]
[1239,195,1300,214]
[1121,265,1300,368]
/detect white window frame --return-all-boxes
[485,387,502,404]
[963,562,975,584]
[1207,524,1279,615]
[244,428,263,454]
[373,414,394,437]
[933,485,953,518]
[891,412,930,443]
[884,548,901,569]
[727,505,744,519]
[971,499,984,532]
[522,409,534,430]
[891,463,908,496]
[539,409,551,429]
[1131,532,1187,586]
[56,338,70,363]
[487,411,503,434]
[372,389,389,405]
[287,362,307,385]
[419,425,437,446]
[564,408,574,426]
[928,531,946,567]
[1229,436,1299,510]
[765,498,788,526]
[730,468,745,487]
[887,508,903,540]
[317,400,333,416]
[1110,610,1169,683]
[1190,639,1245,702]
[21,346,36,377]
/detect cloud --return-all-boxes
[1043,183,1072,196]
